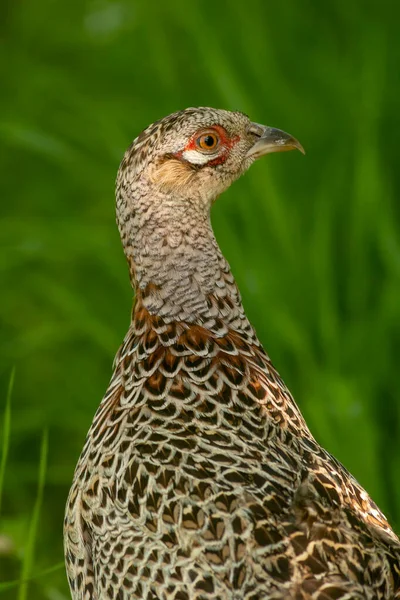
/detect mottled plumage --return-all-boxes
[64,107,400,599]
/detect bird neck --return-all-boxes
[122,193,247,329]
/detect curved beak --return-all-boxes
[246,123,305,159]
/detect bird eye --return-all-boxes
[196,132,219,152]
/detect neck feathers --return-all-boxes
[118,185,248,329]
[129,220,247,329]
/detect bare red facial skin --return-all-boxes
[174,125,240,166]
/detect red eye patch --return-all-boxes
[185,125,239,152]
[175,125,240,166]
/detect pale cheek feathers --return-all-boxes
[181,149,214,165]
[150,159,196,192]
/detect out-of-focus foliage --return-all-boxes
[1,0,399,597]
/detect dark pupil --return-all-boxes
[203,135,215,147]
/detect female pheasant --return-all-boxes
[64,107,400,599]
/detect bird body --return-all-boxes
[64,108,400,599]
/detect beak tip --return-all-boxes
[283,135,305,156]
[296,141,306,155]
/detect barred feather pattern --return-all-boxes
[64,107,400,600]
[65,283,400,599]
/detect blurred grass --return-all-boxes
[1,0,400,597]
[0,369,14,516]
[17,430,48,600]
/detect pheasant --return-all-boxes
[64,107,400,600]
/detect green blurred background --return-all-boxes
[1,0,399,597]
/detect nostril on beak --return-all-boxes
[248,123,265,138]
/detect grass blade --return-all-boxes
[17,430,48,600]
[0,367,15,516]
[0,561,64,592]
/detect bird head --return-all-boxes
[117,107,304,207]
